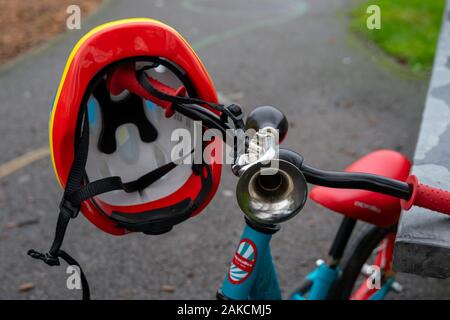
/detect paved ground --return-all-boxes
[1,0,449,299]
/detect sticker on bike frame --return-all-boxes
[228,238,257,284]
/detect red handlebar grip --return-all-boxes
[401,175,450,215]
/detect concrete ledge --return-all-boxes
[395,240,450,279]
[394,1,450,279]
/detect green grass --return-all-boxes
[351,0,446,72]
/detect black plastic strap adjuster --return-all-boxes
[221,104,244,129]
[59,198,80,218]
[224,103,244,120]
[27,249,60,266]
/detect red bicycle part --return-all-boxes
[401,175,450,215]
[107,64,186,118]
[350,233,396,300]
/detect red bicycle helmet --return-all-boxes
[51,18,222,235]
[28,19,244,299]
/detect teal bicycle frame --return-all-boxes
[218,221,394,300]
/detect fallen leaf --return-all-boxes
[161,285,175,293]
[222,189,234,197]
[4,222,18,229]
[342,101,353,109]
[4,218,39,230]
[19,282,34,292]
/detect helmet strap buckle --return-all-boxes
[27,249,61,266]
[221,103,244,129]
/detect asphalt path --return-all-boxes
[1,0,449,299]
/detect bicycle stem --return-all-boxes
[232,126,279,176]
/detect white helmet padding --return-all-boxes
[86,61,197,206]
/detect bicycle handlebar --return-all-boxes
[278,149,412,200]
[301,163,412,200]
[278,149,450,216]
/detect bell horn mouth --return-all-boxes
[236,159,308,225]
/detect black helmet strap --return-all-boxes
[28,114,92,299]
